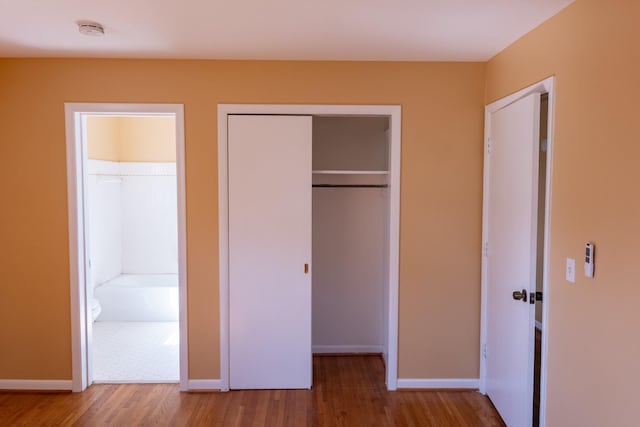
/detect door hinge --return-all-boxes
[487,138,492,154]
[483,343,488,360]
[483,241,489,258]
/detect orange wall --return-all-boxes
[87,116,176,162]
[0,60,485,381]
[486,0,640,425]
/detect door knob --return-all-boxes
[512,289,528,302]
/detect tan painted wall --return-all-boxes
[0,59,485,381]
[486,0,640,425]
[86,116,120,161]
[119,117,176,162]
[87,116,176,162]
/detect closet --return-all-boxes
[312,116,389,356]
[227,114,391,390]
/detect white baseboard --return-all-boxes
[536,320,543,330]
[0,380,73,391]
[93,380,179,384]
[187,379,223,391]
[312,345,383,354]
[397,378,479,389]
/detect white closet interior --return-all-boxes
[312,116,390,356]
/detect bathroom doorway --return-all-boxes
[65,104,187,391]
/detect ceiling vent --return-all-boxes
[78,22,105,37]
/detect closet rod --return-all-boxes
[312,184,388,188]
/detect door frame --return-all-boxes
[217,104,401,391]
[479,76,555,426]
[64,103,188,392]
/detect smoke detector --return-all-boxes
[78,22,105,37]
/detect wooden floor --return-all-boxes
[0,355,504,426]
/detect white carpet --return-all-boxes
[93,321,179,382]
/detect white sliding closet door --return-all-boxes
[228,115,312,389]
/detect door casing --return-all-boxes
[479,76,555,426]
[217,104,402,391]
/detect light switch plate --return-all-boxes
[566,258,576,283]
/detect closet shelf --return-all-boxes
[312,170,388,175]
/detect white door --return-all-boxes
[228,115,312,389]
[485,93,540,426]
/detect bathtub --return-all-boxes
[94,274,178,322]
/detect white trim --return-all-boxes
[312,345,384,354]
[386,106,401,392]
[87,159,120,175]
[88,160,176,176]
[397,379,479,390]
[93,380,180,384]
[117,162,177,176]
[65,103,188,392]
[175,106,189,393]
[217,104,401,392]
[536,320,543,330]
[187,379,223,391]
[217,109,230,392]
[312,170,389,175]
[217,104,399,116]
[0,380,73,391]
[65,108,87,393]
[479,76,555,427]
[539,79,556,427]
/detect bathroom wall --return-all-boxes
[87,116,178,286]
[87,116,176,162]
[86,117,121,161]
[118,117,176,162]
[87,161,178,284]
[87,160,122,288]
[120,163,178,274]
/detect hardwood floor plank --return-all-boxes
[0,356,504,426]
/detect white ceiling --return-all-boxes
[0,0,574,61]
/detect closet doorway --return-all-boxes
[218,104,401,391]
